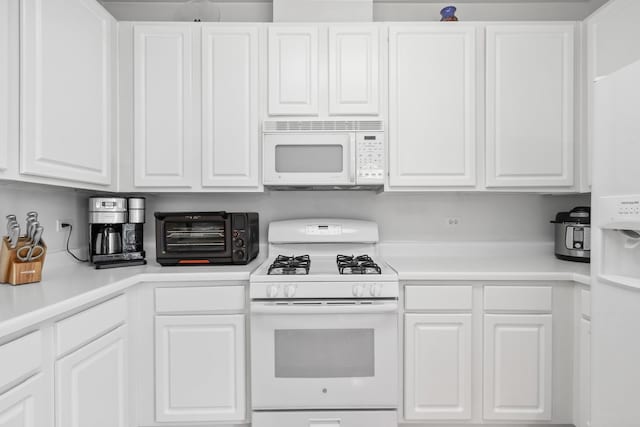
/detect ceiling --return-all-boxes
[100,0,601,3]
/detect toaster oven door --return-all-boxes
[158,214,232,260]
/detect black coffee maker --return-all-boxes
[88,197,147,269]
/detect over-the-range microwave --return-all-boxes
[262,120,385,189]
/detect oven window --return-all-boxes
[274,329,374,378]
[275,145,344,173]
[164,221,226,252]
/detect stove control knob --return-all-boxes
[285,285,297,298]
[267,285,279,298]
[352,285,364,297]
[370,284,381,297]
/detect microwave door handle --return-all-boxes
[251,301,398,315]
[349,133,356,183]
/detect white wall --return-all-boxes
[586,0,640,78]
[100,0,608,22]
[144,191,590,247]
[0,183,88,253]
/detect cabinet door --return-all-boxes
[201,26,260,188]
[389,25,477,187]
[0,0,18,178]
[405,314,472,420]
[579,318,591,427]
[20,0,114,186]
[486,24,574,187]
[56,325,127,427]
[484,314,552,421]
[328,25,379,115]
[133,24,196,188]
[155,315,245,422]
[268,26,319,115]
[0,374,52,427]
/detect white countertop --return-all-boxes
[381,242,591,285]
[0,242,590,338]
[0,252,266,338]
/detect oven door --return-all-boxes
[263,133,356,186]
[158,213,232,261]
[250,300,398,410]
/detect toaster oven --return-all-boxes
[154,212,259,266]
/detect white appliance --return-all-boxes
[262,120,385,188]
[591,58,640,427]
[249,219,399,427]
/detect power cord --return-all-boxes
[61,223,89,263]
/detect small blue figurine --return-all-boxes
[440,5,458,21]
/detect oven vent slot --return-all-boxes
[263,120,384,132]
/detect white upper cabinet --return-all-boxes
[20,0,115,186]
[0,0,18,179]
[201,25,260,188]
[485,24,575,188]
[389,24,477,188]
[268,26,319,116]
[133,24,196,188]
[328,25,379,115]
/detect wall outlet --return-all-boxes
[446,217,460,227]
[56,219,72,232]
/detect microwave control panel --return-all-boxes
[356,132,385,185]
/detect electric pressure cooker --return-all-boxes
[551,206,591,263]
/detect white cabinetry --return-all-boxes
[201,26,260,188]
[56,326,128,427]
[485,24,575,188]
[268,26,319,116]
[0,0,18,179]
[483,314,552,420]
[405,314,472,420]
[576,288,591,427]
[404,286,473,421]
[0,374,51,427]
[389,24,477,188]
[155,314,245,422]
[328,26,379,115]
[133,24,196,188]
[20,0,115,187]
[268,24,380,117]
[123,23,261,191]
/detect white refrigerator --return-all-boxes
[592,58,640,427]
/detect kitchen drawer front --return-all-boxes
[155,286,245,314]
[252,410,397,427]
[405,286,473,311]
[55,294,127,357]
[484,286,552,313]
[0,331,42,391]
[581,289,591,318]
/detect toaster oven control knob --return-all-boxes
[370,284,381,297]
[285,285,297,298]
[234,249,245,259]
[234,238,244,248]
[267,285,279,298]
[352,285,364,297]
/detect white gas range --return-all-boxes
[249,219,399,427]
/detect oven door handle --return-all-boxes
[251,301,398,315]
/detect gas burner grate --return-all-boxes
[336,254,382,275]
[268,254,311,275]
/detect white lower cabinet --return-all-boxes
[483,314,553,421]
[55,325,128,427]
[155,314,245,423]
[0,373,51,427]
[404,313,472,420]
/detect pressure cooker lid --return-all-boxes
[551,206,591,224]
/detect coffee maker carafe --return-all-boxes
[89,197,146,269]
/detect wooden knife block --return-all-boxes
[0,236,47,285]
